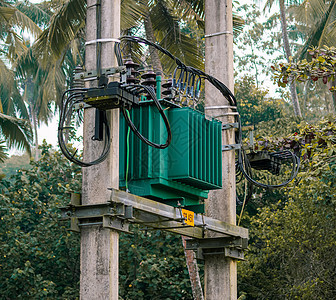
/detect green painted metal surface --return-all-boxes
[168,107,222,189]
[119,101,222,213]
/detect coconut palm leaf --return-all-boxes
[0,1,41,38]
[14,45,63,124]
[15,0,51,27]
[34,0,86,64]
[0,59,29,119]
[0,6,15,22]
[290,0,336,59]
[149,0,204,72]
[0,112,32,152]
[175,0,244,33]
[35,0,147,65]
[0,139,8,162]
[121,0,147,30]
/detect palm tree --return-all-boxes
[35,0,243,74]
[265,0,302,117]
[289,0,336,111]
[0,0,43,153]
[289,0,336,59]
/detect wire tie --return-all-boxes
[204,31,233,38]
[205,106,237,110]
[85,38,120,45]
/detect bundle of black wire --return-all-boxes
[58,35,300,195]
[58,88,111,167]
[119,36,236,107]
[120,84,172,149]
[118,35,300,205]
[114,41,172,149]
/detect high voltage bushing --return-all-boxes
[141,69,156,99]
[71,65,85,89]
[124,57,140,85]
[162,78,174,102]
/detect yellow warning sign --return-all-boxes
[182,209,195,227]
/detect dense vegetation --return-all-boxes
[0,143,196,299]
[1,0,336,299]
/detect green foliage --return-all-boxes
[119,227,195,300]
[0,151,30,180]
[238,118,336,299]
[0,142,195,299]
[0,141,81,299]
[273,46,336,89]
[235,75,289,127]
[0,139,8,163]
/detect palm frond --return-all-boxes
[34,0,86,64]
[233,14,245,34]
[0,112,32,153]
[150,0,204,73]
[0,58,14,91]
[0,139,8,163]
[0,6,15,22]
[15,0,51,27]
[0,60,29,120]
[175,0,204,19]
[295,0,336,59]
[12,3,42,38]
[0,2,42,37]
[121,0,147,30]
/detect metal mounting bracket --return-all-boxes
[108,188,249,240]
[60,190,249,251]
[185,237,248,261]
[74,66,126,81]
[60,200,133,234]
[73,102,92,110]
[222,144,241,151]
[222,122,239,130]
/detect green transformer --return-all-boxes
[119,102,222,213]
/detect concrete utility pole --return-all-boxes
[81,0,120,299]
[204,1,237,299]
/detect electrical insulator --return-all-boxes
[141,69,156,99]
[72,65,84,89]
[124,57,140,84]
[162,78,174,102]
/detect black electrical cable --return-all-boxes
[58,89,111,167]
[121,84,172,149]
[119,36,236,106]
[59,35,301,185]
[114,41,172,149]
[118,35,300,193]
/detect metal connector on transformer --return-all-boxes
[83,81,140,110]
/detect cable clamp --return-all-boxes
[222,122,239,130]
[222,144,241,151]
[215,112,239,117]
[205,106,237,110]
[85,38,120,45]
[73,102,92,110]
[204,31,233,38]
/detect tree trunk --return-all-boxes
[329,78,336,113]
[144,12,164,75]
[279,0,302,117]
[30,106,39,161]
[181,236,204,300]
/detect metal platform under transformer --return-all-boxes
[61,188,248,260]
